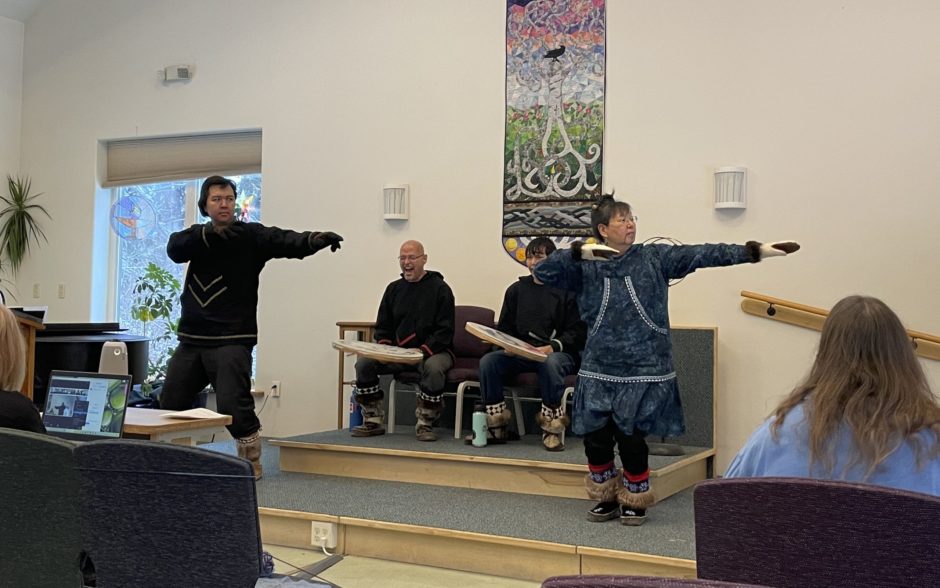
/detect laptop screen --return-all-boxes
[42,371,131,441]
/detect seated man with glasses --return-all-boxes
[351,240,455,441]
[469,237,586,451]
[162,175,343,479]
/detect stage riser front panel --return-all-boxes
[278,444,712,501]
[259,511,696,583]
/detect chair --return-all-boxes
[542,575,769,587]
[75,439,263,588]
[453,372,576,439]
[693,477,940,587]
[388,305,495,434]
[0,428,82,588]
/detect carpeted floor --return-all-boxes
[204,438,698,561]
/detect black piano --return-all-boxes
[33,322,149,409]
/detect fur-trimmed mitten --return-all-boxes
[571,241,619,261]
[746,240,800,261]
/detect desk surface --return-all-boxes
[124,407,232,435]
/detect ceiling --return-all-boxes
[0,0,45,23]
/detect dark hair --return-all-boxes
[198,175,238,216]
[590,193,632,241]
[771,295,940,477]
[525,237,556,258]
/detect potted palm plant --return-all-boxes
[0,175,51,276]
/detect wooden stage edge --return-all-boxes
[271,440,714,502]
[259,507,697,582]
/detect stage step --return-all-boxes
[202,441,699,583]
[270,428,714,502]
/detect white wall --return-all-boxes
[16,0,940,470]
[0,15,23,182]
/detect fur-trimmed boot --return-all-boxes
[535,404,570,452]
[236,430,263,480]
[351,384,386,437]
[585,465,620,522]
[617,468,655,526]
[415,392,443,442]
[463,401,514,445]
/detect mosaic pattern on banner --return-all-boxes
[503,0,606,263]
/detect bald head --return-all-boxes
[400,240,425,255]
[399,240,428,282]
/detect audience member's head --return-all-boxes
[0,305,26,391]
[0,305,44,434]
[771,295,940,476]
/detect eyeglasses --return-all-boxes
[208,195,236,204]
[398,255,426,262]
[610,215,638,225]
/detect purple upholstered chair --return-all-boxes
[388,305,495,434]
[694,477,940,588]
[542,575,769,587]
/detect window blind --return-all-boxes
[102,130,262,187]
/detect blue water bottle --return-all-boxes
[471,403,488,447]
[349,394,363,430]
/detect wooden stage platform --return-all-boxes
[227,428,710,583]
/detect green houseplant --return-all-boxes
[0,175,51,276]
[131,262,181,389]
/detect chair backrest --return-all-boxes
[449,305,496,373]
[0,427,82,588]
[75,440,262,588]
[694,477,940,587]
[542,575,769,587]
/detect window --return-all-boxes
[109,174,262,382]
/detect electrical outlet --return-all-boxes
[32,283,40,298]
[310,522,337,549]
[57,283,66,299]
[270,380,281,397]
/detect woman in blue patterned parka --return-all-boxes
[534,195,800,525]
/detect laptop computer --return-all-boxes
[42,370,132,441]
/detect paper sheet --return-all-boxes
[161,408,225,420]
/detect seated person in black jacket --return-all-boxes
[0,305,45,433]
[351,240,455,442]
[475,237,586,451]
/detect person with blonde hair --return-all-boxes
[726,295,940,495]
[0,305,45,433]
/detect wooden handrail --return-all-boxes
[740,291,940,362]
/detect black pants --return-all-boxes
[161,343,258,439]
[583,418,649,475]
[355,352,453,398]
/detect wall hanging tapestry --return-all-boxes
[503,0,606,262]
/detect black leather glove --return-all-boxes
[311,231,343,252]
[210,222,245,241]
